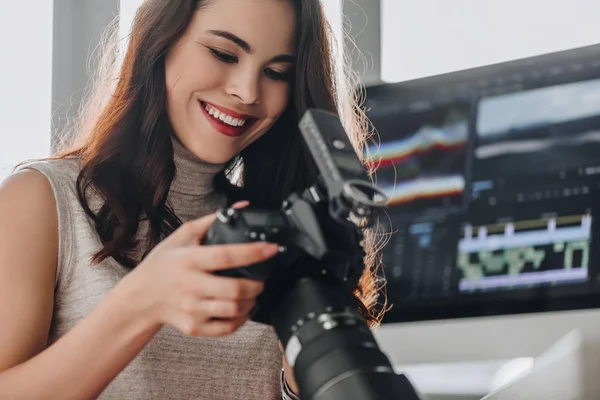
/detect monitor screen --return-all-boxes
[366,46,600,323]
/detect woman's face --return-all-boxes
[165,0,297,163]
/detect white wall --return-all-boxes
[0,2,53,181]
[119,0,140,45]
[382,0,600,83]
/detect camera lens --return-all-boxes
[271,275,419,400]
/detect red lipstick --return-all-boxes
[200,101,256,137]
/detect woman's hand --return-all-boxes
[279,341,300,395]
[117,204,279,337]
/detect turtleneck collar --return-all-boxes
[170,135,227,197]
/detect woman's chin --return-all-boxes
[189,147,235,165]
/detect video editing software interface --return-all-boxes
[366,45,600,322]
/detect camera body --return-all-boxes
[204,109,378,325]
[203,109,420,400]
[205,189,367,324]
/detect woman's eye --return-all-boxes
[265,68,292,82]
[210,48,237,64]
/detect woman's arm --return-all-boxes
[0,170,275,400]
[0,170,159,400]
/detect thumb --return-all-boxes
[166,213,217,248]
[231,200,250,209]
[165,201,249,248]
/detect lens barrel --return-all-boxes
[271,276,420,400]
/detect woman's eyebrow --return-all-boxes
[206,29,296,64]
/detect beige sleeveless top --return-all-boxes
[21,138,282,399]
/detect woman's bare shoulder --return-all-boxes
[0,168,58,371]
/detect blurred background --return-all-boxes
[2,1,600,399]
[4,0,599,181]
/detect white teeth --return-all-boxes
[203,103,247,127]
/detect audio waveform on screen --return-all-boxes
[366,123,467,169]
[365,123,467,205]
[380,175,465,205]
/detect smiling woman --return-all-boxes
[164,2,297,162]
[0,1,384,399]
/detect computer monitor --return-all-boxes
[364,44,600,370]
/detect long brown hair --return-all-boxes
[56,0,387,327]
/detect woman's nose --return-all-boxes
[226,70,261,105]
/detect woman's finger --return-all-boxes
[204,299,256,319]
[182,272,265,301]
[179,242,279,272]
[201,316,248,337]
